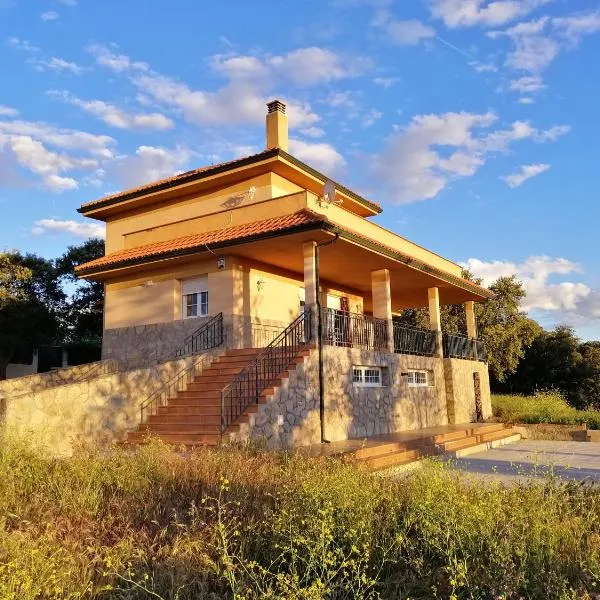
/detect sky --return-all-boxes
[0,0,599,340]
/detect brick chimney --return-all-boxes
[266,100,288,151]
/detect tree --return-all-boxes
[0,252,62,380]
[395,273,540,383]
[56,239,105,342]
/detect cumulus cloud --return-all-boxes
[40,10,59,21]
[463,256,595,320]
[374,77,400,88]
[49,91,174,130]
[429,0,550,29]
[372,11,436,45]
[510,74,546,92]
[111,145,192,189]
[86,44,149,73]
[37,57,84,75]
[32,218,105,239]
[288,139,345,173]
[501,162,550,187]
[0,105,18,117]
[372,111,568,203]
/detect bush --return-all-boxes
[493,391,600,429]
[1,436,600,599]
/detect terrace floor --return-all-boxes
[448,440,600,484]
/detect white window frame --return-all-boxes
[352,366,383,388]
[181,276,208,319]
[406,370,430,388]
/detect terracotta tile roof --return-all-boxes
[75,209,326,275]
[79,150,276,212]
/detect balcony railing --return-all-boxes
[393,323,437,356]
[322,308,389,352]
[442,333,486,362]
[175,313,224,358]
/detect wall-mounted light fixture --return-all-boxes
[141,280,155,288]
[217,257,226,270]
[256,277,265,292]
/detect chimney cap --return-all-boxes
[267,99,286,114]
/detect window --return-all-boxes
[181,276,208,319]
[353,366,382,387]
[407,370,429,387]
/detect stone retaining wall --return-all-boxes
[0,352,219,456]
[237,346,449,448]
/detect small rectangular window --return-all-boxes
[407,370,429,387]
[181,276,208,319]
[353,366,382,387]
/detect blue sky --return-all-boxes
[1,0,599,339]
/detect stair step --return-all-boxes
[366,449,422,471]
[477,428,515,443]
[225,349,263,357]
[443,436,479,452]
[127,431,220,445]
[157,404,222,415]
[354,441,412,460]
[471,423,507,436]
[434,429,470,444]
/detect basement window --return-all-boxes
[406,370,429,388]
[353,366,382,388]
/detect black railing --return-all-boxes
[322,308,388,351]
[393,323,437,356]
[220,309,312,434]
[175,313,224,358]
[442,333,486,362]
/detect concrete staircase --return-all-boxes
[127,347,308,447]
[353,423,520,471]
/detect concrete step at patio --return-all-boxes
[353,441,414,460]
[477,427,516,443]
[434,429,471,444]
[365,449,423,471]
[443,436,479,452]
[127,431,220,445]
[470,423,507,436]
[449,433,522,458]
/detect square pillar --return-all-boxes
[303,241,318,340]
[428,287,443,358]
[371,269,394,352]
[464,301,477,339]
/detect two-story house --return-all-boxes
[75,100,495,448]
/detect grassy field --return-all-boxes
[493,391,600,429]
[1,436,600,599]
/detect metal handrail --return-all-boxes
[139,354,215,424]
[220,309,312,435]
[322,308,388,351]
[175,313,224,358]
[393,323,437,356]
[442,333,486,362]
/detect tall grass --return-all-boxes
[493,391,600,429]
[0,434,600,599]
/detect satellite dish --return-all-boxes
[322,180,342,206]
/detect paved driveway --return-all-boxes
[447,440,600,484]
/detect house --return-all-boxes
[70,100,495,449]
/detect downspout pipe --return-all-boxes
[315,233,339,444]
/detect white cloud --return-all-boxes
[374,77,400,88]
[269,47,369,85]
[0,105,18,117]
[463,256,593,317]
[501,162,550,187]
[49,91,174,130]
[510,74,545,92]
[288,139,345,173]
[112,145,191,189]
[86,44,149,73]
[372,111,568,203]
[517,96,535,104]
[6,37,40,53]
[429,0,550,29]
[470,61,498,72]
[32,218,105,238]
[40,10,59,21]
[42,174,79,191]
[363,109,383,127]
[554,11,600,45]
[38,57,84,75]
[372,12,436,45]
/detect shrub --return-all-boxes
[493,391,600,429]
[0,436,599,598]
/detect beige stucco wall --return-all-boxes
[105,173,303,253]
[0,354,217,456]
[443,358,492,424]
